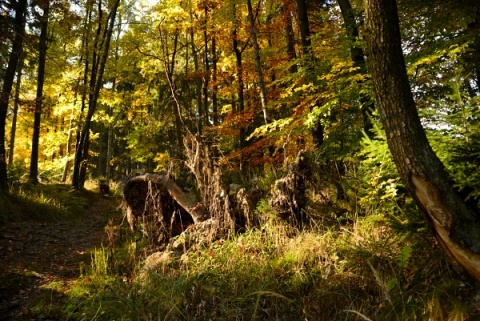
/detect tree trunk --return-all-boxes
[365,0,480,283]
[282,0,297,74]
[0,0,27,192]
[106,121,113,181]
[246,0,269,124]
[203,3,210,126]
[30,1,50,185]
[467,1,480,89]
[159,26,185,150]
[212,36,219,126]
[233,4,246,151]
[189,5,203,134]
[61,105,75,182]
[295,0,314,72]
[337,0,375,138]
[8,52,24,167]
[337,0,364,68]
[73,0,120,189]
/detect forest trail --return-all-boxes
[0,195,122,321]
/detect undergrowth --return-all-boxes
[1,177,477,320]
[65,206,476,321]
[0,183,96,223]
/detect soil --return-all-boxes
[0,195,122,321]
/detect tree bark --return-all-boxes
[295,0,314,73]
[467,0,480,89]
[188,4,203,134]
[233,4,246,151]
[282,0,297,74]
[337,0,375,138]
[124,173,208,226]
[203,2,210,127]
[8,52,24,167]
[365,0,480,283]
[30,1,50,184]
[0,0,27,192]
[246,0,269,124]
[73,0,120,189]
[212,36,219,126]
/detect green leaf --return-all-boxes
[397,245,412,269]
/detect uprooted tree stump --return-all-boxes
[269,151,309,227]
[123,136,261,246]
[123,173,208,243]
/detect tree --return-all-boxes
[364,0,480,282]
[246,0,268,124]
[30,0,50,184]
[7,50,24,167]
[0,0,27,192]
[295,0,314,72]
[72,0,121,189]
[337,0,375,138]
[282,0,297,74]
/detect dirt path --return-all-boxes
[0,195,122,321]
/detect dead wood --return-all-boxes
[269,151,309,227]
[123,173,205,243]
[124,135,261,244]
[184,134,260,233]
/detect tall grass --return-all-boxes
[66,207,474,321]
[0,182,95,222]
[3,180,473,320]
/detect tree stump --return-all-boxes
[123,174,207,243]
[269,151,309,227]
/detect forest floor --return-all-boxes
[0,193,121,321]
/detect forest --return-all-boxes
[1,0,480,319]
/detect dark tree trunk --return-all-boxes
[233,5,246,151]
[159,26,184,151]
[295,0,314,72]
[282,0,297,73]
[188,8,203,134]
[8,52,24,167]
[30,1,50,184]
[0,0,27,192]
[337,0,375,138]
[467,1,480,89]
[203,3,210,126]
[365,0,480,282]
[73,0,120,190]
[246,0,269,124]
[212,36,219,126]
[337,0,364,67]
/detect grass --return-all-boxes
[0,182,96,223]
[65,210,477,321]
[1,180,478,320]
